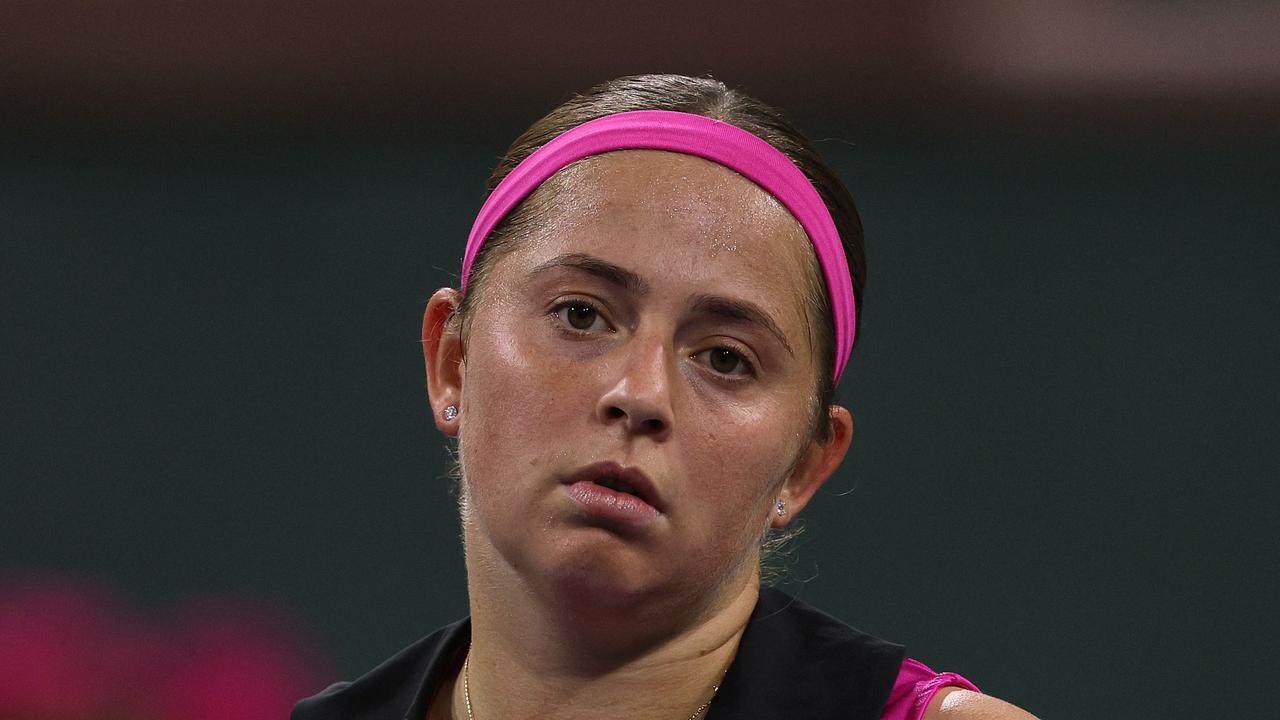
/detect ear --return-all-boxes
[771,405,853,528]
[421,288,465,437]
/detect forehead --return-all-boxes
[552,150,800,234]
[522,150,816,296]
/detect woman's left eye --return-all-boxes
[698,347,753,377]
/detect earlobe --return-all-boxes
[421,288,465,437]
[771,405,853,528]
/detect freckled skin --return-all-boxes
[437,150,834,647]
[421,149,1037,720]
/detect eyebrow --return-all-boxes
[689,294,794,357]
[526,253,650,295]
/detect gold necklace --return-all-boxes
[462,652,720,720]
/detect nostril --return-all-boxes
[601,405,667,435]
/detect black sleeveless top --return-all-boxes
[292,587,905,720]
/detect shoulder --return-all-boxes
[882,657,1037,720]
[291,619,469,720]
[715,588,905,718]
[290,643,426,720]
[921,688,1040,720]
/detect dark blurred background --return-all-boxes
[3,3,1278,718]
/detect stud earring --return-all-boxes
[775,499,786,517]
[443,405,458,421]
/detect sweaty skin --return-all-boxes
[453,151,829,637]
[420,150,1036,720]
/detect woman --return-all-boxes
[294,74,1037,720]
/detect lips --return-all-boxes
[562,461,665,521]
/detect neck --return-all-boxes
[456,533,760,720]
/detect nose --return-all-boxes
[596,333,674,441]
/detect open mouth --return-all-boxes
[562,461,665,518]
[594,475,640,497]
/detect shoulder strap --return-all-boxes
[708,587,905,720]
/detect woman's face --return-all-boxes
[446,150,840,620]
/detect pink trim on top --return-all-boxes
[880,658,981,720]
[459,110,859,385]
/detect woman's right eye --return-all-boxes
[552,301,610,333]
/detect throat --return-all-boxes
[461,580,759,720]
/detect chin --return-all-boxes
[509,528,676,617]
[547,529,657,589]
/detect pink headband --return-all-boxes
[460,109,857,385]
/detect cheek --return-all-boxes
[671,431,789,587]
[682,402,802,529]
[456,308,587,487]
